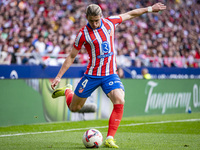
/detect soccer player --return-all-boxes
[51,3,166,148]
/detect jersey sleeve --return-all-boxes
[73,29,85,51]
[106,15,122,27]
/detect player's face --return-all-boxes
[87,15,101,29]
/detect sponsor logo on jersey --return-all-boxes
[97,52,113,59]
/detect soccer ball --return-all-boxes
[82,129,103,148]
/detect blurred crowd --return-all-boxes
[0,0,200,68]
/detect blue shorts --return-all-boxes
[74,74,124,98]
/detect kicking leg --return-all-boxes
[52,84,95,112]
[68,93,87,112]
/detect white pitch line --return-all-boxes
[0,118,200,138]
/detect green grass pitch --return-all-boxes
[0,113,200,150]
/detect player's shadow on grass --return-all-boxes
[46,146,85,149]
[62,146,109,149]
[63,147,91,149]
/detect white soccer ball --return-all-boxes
[82,129,103,148]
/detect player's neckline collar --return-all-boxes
[87,19,102,30]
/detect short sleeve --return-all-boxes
[106,15,122,27]
[73,29,85,50]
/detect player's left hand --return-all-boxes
[152,3,166,12]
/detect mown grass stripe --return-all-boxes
[0,119,199,138]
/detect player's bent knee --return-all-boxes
[69,105,82,112]
[111,96,125,105]
[108,89,125,105]
[117,98,125,105]
[121,99,125,105]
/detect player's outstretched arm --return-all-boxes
[120,2,166,22]
[51,47,79,90]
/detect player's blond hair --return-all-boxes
[86,4,102,17]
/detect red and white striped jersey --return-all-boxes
[73,16,122,76]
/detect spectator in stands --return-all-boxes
[195,47,200,59]
[116,49,132,67]
[0,45,11,64]
[57,45,71,65]
[173,51,184,68]
[164,50,174,67]
[195,47,200,67]
[34,35,46,55]
[141,68,152,79]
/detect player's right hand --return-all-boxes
[51,76,61,90]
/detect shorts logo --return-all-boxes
[109,81,113,85]
[79,87,84,93]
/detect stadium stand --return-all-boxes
[0,0,200,67]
